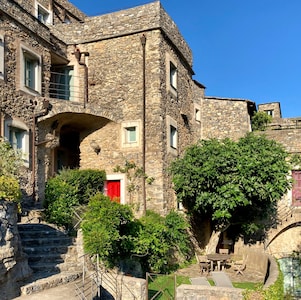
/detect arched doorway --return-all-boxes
[55,125,80,172]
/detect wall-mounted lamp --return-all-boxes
[90,140,101,155]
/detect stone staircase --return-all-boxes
[17,222,82,296]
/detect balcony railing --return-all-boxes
[42,71,84,102]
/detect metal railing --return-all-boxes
[42,71,84,102]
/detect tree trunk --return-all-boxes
[206,230,221,254]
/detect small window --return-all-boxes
[121,121,140,148]
[195,108,201,122]
[170,62,177,90]
[170,125,177,149]
[265,110,274,117]
[166,116,178,154]
[36,3,52,25]
[0,35,4,79]
[125,126,137,143]
[4,119,29,167]
[21,47,41,94]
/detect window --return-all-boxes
[4,119,29,166]
[121,121,140,148]
[166,53,178,97]
[0,34,4,80]
[50,66,74,100]
[195,108,201,122]
[292,170,301,206]
[125,126,137,143]
[36,3,52,25]
[265,110,274,117]
[21,47,41,94]
[166,116,178,154]
[170,62,177,90]
[170,125,177,149]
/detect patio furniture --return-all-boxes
[233,255,248,275]
[211,271,233,288]
[189,277,211,286]
[196,254,211,274]
[207,253,230,271]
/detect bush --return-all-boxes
[44,168,106,228]
[81,193,134,266]
[132,210,191,273]
[0,139,22,203]
[0,175,21,201]
[81,198,192,273]
[51,168,106,204]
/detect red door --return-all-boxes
[106,180,121,203]
[292,171,301,206]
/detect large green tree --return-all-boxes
[170,133,293,236]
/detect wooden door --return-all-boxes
[106,180,121,203]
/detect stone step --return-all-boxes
[23,244,76,255]
[29,262,81,273]
[20,271,82,296]
[19,236,74,247]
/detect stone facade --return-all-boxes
[0,200,32,299]
[0,0,205,216]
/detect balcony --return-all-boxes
[42,70,84,103]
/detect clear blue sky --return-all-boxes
[70,0,301,118]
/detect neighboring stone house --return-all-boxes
[257,102,301,257]
[0,0,256,217]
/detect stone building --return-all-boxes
[0,0,257,216]
[256,102,301,257]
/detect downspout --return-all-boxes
[140,34,146,216]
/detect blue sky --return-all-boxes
[69,0,301,118]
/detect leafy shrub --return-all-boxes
[44,168,106,228]
[51,168,106,204]
[81,193,134,266]
[132,210,191,273]
[251,111,272,131]
[81,197,192,273]
[0,175,21,201]
[0,139,22,203]
[0,138,23,177]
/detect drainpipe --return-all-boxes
[73,48,89,108]
[140,34,146,216]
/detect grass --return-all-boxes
[148,273,261,299]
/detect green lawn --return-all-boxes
[147,274,261,299]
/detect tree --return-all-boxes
[170,133,292,237]
[251,111,272,131]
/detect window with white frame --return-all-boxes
[0,34,4,80]
[36,2,52,25]
[170,125,177,149]
[21,46,41,94]
[166,116,178,154]
[121,121,140,148]
[170,61,177,90]
[4,119,29,166]
[166,53,178,97]
[265,109,274,117]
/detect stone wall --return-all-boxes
[0,200,32,299]
[176,285,243,300]
[201,97,253,140]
